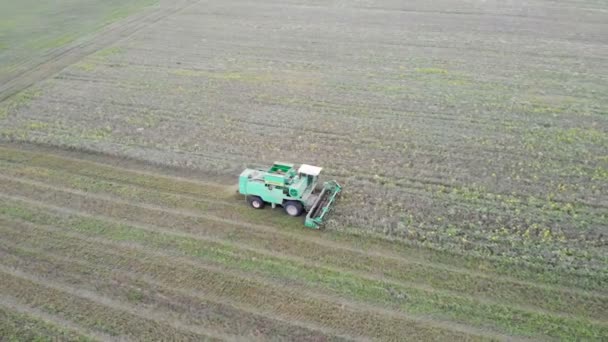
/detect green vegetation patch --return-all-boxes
[415,67,449,75]
[0,272,209,340]
[1,199,606,340]
[0,157,605,323]
[170,68,274,83]
[0,0,157,79]
[0,306,92,342]
[0,88,42,119]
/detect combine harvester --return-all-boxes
[238,162,341,228]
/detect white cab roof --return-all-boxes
[298,164,322,176]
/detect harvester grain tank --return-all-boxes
[238,162,341,228]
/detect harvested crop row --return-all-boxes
[1,197,606,340]
[4,153,604,239]
[0,166,604,323]
[5,152,603,280]
[0,301,92,342]
[0,142,605,280]
[0,234,350,342]
[0,145,229,198]
[0,144,603,295]
[0,219,485,341]
[0,204,522,339]
[0,266,223,341]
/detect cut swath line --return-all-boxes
[2,194,602,326]
[0,171,602,302]
[0,264,247,342]
[0,145,227,189]
[0,294,115,342]
[0,204,550,321]
[0,237,362,342]
[4,143,606,253]
[0,220,503,341]
[2,182,604,328]
[4,195,600,340]
[0,187,591,318]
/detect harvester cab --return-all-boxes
[238,162,341,228]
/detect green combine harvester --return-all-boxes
[238,162,341,228]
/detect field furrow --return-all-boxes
[0,168,605,321]
[0,265,225,341]
[0,296,99,342]
[0,230,353,342]
[0,219,487,341]
[0,166,606,339]
[0,144,605,295]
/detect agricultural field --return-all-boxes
[0,0,607,341]
[0,0,157,85]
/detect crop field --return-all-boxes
[0,0,607,341]
[0,0,157,85]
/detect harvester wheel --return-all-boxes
[284,201,303,217]
[247,196,265,209]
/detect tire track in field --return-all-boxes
[4,143,603,228]
[0,175,570,299]
[0,145,226,189]
[0,148,560,281]
[6,142,602,219]
[0,169,603,304]
[0,221,499,341]
[4,143,608,287]
[0,264,243,342]
[0,244,359,342]
[2,160,601,312]
[0,0,201,102]
[0,295,115,342]
[0,234,355,342]
[1,150,606,339]
[16,124,605,215]
[1,194,603,340]
[3,188,605,327]
[0,195,566,324]
[0,220,486,337]
[0,172,461,271]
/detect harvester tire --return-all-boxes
[284,201,303,217]
[247,196,265,209]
